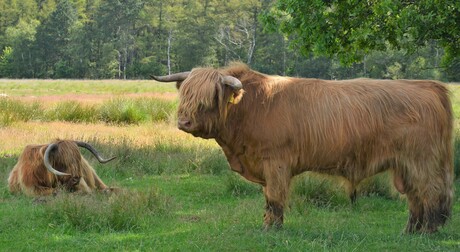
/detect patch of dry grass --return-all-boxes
[0,121,216,155]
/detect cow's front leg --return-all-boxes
[74,178,92,193]
[65,176,81,191]
[263,187,284,229]
[261,160,291,230]
[32,186,58,196]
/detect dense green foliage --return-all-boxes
[262,0,460,80]
[0,0,459,80]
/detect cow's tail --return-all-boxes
[430,81,453,231]
[434,81,454,227]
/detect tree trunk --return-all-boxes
[167,29,172,75]
[247,7,259,65]
[118,50,122,79]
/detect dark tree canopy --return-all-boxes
[262,0,460,65]
[0,0,459,80]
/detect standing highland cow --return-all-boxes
[152,63,454,233]
[8,139,116,196]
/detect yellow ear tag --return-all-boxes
[228,90,244,104]
[228,94,236,104]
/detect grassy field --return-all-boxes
[1,79,460,251]
[0,79,176,96]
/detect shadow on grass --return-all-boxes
[85,137,230,179]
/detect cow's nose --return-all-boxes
[178,119,192,130]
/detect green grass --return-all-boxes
[42,188,173,232]
[1,80,460,251]
[0,79,176,96]
[1,127,459,251]
[1,172,459,251]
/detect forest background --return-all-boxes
[1,0,459,81]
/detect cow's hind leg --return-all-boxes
[405,192,450,234]
[403,158,453,234]
[344,180,357,204]
[350,189,357,204]
[7,169,21,194]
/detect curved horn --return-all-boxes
[222,76,243,90]
[44,143,71,176]
[75,141,117,163]
[150,72,191,82]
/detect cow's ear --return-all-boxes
[228,89,244,104]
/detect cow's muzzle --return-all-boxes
[178,119,192,131]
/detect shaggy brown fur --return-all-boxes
[8,139,115,196]
[162,62,453,234]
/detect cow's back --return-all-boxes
[230,76,452,178]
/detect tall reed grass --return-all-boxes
[99,98,176,125]
[0,98,43,126]
[45,101,98,123]
[0,97,177,126]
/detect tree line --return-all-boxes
[0,0,458,81]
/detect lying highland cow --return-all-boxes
[8,139,117,196]
[152,63,454,233]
